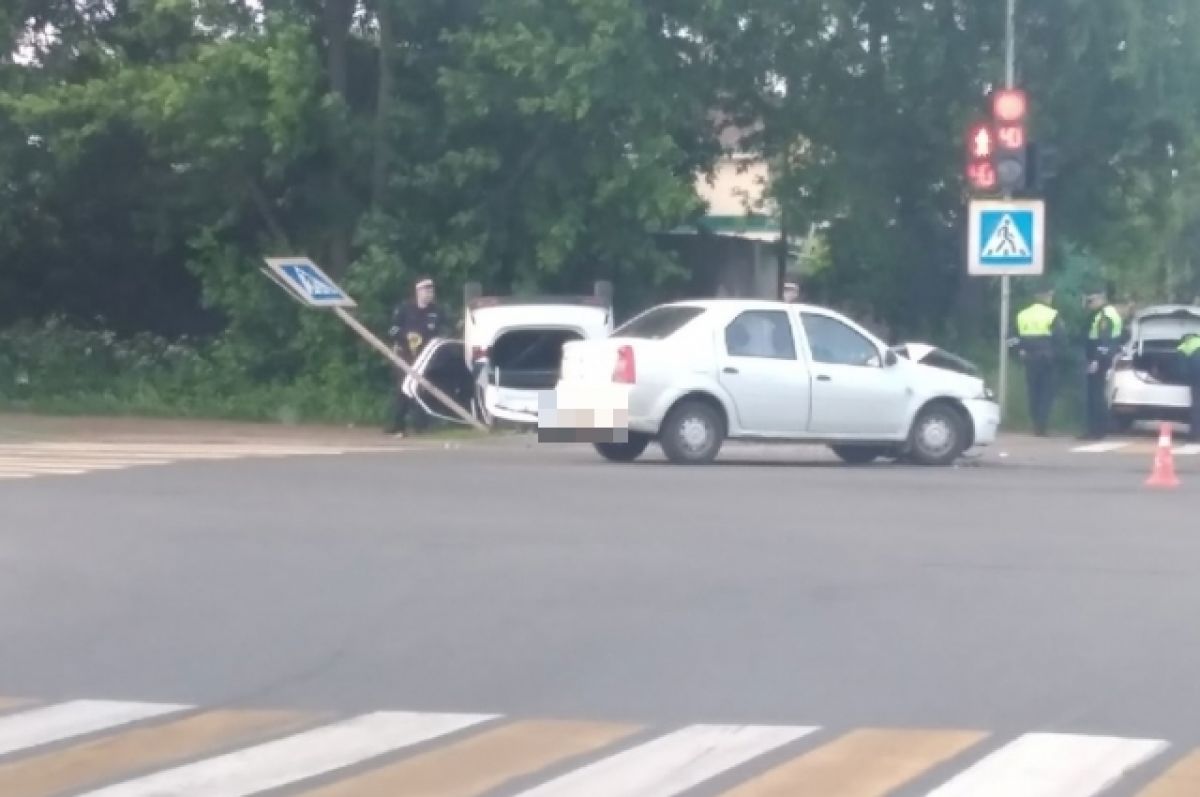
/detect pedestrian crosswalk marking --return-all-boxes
[295,719,640,797]
[1137,749,1200,796]
[922,732,1168,797]
[0,709,312,797]
[509,724,817,797]
[1072,441,1131,453]
[718,728,988,797]
[77,710,497,797]
[1070,441,1200,455]
[0,441,405,481]
[0,700,189,757]
[0,694,1189,797]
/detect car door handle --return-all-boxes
[817,375,832,382]
[723,367,739,374]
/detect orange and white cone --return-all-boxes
[1146,423,1181,489]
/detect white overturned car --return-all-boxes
[1108,305,1200,430]
[546,299,999,465]
[401,282,614,427]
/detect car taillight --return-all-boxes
[471,346,488,362]
[612,345,636,383]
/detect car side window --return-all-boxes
[724,311,797,360]
[801,313,881,367]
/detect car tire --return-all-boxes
[659,400,724,465]
[830,445,886,465]
[594,433,651,463]
[907,403,966,467]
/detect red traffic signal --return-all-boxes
[992,88,1027,123]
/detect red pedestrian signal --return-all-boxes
[965,121,996,193]
[967,161,997,191]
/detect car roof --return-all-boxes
[657,298,833,313]
[1134,304,1200,319]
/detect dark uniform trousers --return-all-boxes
[1084,362,1111,440]
[1024,353,1056,436]
[1187,354,1200,442]
[387,358,429,434]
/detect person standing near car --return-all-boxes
[384,277,446,437]
[1015,285,1066,436]
[1177,333,1200,442]
[1081,288,1123,440]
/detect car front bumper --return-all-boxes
[964,398,1000,446]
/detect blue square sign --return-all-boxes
[968,199,1045,276]
[262,257,357,308]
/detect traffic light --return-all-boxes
[965,120,997,193]
[991,88,1027,193]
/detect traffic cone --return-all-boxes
[1146,423,1181,489]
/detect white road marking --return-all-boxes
[76,710,497,797]
[0,441,406,480]
[922,732,1167,797]
[0,700,190,757]
[1071,442,1130,453]
[510,724,818,797]
[1172,444,1200,456]
[0,459,170,470]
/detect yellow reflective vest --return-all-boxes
[1089,305,1123,340]
[1016,303,1058,337]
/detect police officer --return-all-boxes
[384,277,447,437]
[1081,288,1124,440]
[1015,285,1066,436]
[1178,332,1200,442]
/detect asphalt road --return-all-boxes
[0,423,1197,795]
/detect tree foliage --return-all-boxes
[2,0,1200,407]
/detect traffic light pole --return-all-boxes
[997,0,1016,418]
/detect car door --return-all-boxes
[715,309,811,435]
[404,339,478,424]
[800,312,909,437]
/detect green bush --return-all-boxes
[0,316,391,425]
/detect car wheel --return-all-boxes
[830,445,886,465]
[907,403,966,466]
[594,434,651,463]
[660,400,724,464]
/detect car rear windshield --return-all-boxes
[613,305,705,339]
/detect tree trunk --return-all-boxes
[372,0,394,209]
[324,0,355,275]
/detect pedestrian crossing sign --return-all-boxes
[968,199,1045,276]
[262,257,357,308]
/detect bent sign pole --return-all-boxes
[261,257,487,432]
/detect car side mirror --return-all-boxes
[883,350,898,367]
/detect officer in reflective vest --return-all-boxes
[1178,333,1200,442]
[1015,287,1065,436]
[1081,289,1124,440]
